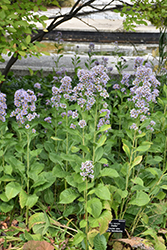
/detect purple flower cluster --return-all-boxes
[44,117,52,123]
[51,76,73,110]
[129,60,160,132]
[78,119,87,128]
[34,83,41,89]
[134,57,144,69]
[49,66,111,131]
[113,73,130,94]
[10,89,38,131]
[80,161,94,181]
[74,65,109,110]
[0,92,7,122]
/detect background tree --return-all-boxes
[0,0,167,90]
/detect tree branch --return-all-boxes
[0,0,131,90]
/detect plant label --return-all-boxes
[107,219,126,233]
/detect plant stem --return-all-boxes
[65,113,69,190]
[120,132,137,219]
[26,131,30,225]
[92,101,98,165]
[85,178,88,250]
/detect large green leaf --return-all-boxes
[96,135,107,149]
[131,156,142,169]
[95,184,111,200]
[52,165,67,178]
[129,191,150,206]
[59,188,79,204]
[98,210,112,235]
[100,168,119,178]
[95,147,104,162]
[135,141,152,152]
[87,198,102,218]
[5,182,21,200]
[93,233,107,250]
[19,190,38,209]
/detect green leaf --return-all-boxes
[96,135,107,149]
[95,147,104,162]
[131,155,142,169]
[26,194,38,209]
[33,6,39,12]
[97,124,111,133]
[79,219,87,228]
[51,136,62,141]
[0,175,15,182]
[49,153,63,165]
[72,231,85,245]
[131,177,144,186]
[129,191,150,206]
[122,143,130,158]
[100,168,119,178]
[135,141,152,152]
[0,201,14,213]
[59,188,79,204]
[161,185,167,190]
[18,51,26,57]
[26,35,31,44]
[98,210,112,235]
[52,165,67,178]
[0,193,9,202]
[60,153,76,162]
[98,158,108,164]
[87,198,102,218]
[19,189,28,209]
[29,213,45,229]
[5,182,21,200]
[71,146,80,153]
[93,233,107,250]
[95,184,111,200]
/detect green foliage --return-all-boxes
[1,47,167,249]
[120,0,167,31]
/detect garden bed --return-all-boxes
[0,46,167,249]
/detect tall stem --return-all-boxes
[85,179,88,250]
[26,131,30,225]
[65,113,69,190]
[120,132,137,219]
[92,101,98,164]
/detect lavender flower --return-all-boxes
[44,117,52,123]
[11,89,38,126]
[80,161,94,180]
[72,110,79,119]
[0,92,7,122]
[129,62,160,133]
[78,120,86,128]
[34,83,41,89]
[130,123,138,130]
[134,57,144,69]
[70,123,76,129]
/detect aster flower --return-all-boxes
[78,120,87,128]
[0,92,7,122]
[32,128,36,133]
[25,124,30,129]
[72,110,79,119]
[34,83,41,89]
[11,89,38,126]
[129,63,160,133]
[130,123,138,130]
[80,161,94,181]
[70,123,76,129]
[44,117,52,123]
